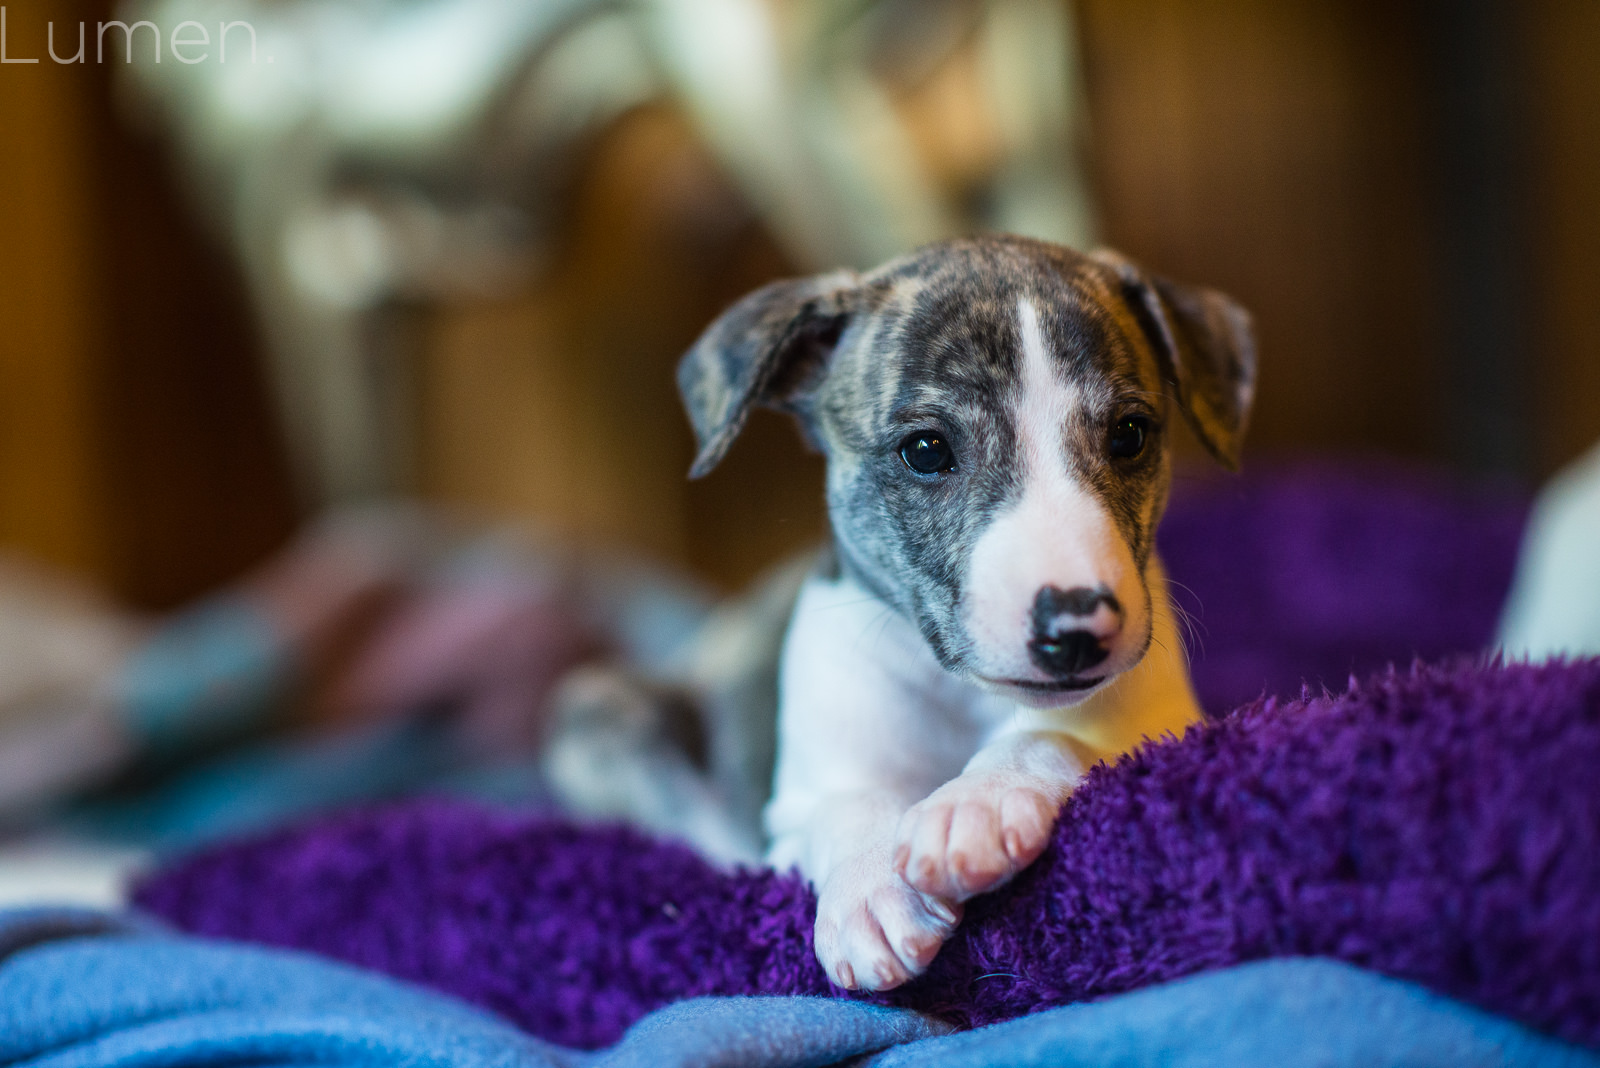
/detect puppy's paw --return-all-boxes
[814,864,961,991]
[893,779,1060,901]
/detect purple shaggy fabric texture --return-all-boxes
[137,658,1600,1051]
[135,462,1559,1048]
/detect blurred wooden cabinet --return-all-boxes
[0,5,108,581]
[0,0,297,609]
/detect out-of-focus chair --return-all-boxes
[122,0,1094,505]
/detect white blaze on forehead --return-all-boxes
[961,297,1147,684]
[1013,299,1069,479]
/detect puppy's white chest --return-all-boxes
[767,562,1199,848]
[775,573,988,780]
[767,572,1075,837]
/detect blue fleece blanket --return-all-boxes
[1,908,1593,1068]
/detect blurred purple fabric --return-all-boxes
[1161,459,1527,713]
[139,462,1600,1052]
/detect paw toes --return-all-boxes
[998,791,1055,864]
[956,847,1008,884]
[847,932,909,991]
[925,895,959,926]
[865,955,908,990]
[818,896,923,991]
[895,927,944,970]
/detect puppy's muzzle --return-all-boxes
[1028,585,1121,677]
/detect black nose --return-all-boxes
[1032,585,1119,627]
[1029,630,1110,676]
[1029,585,1120,678]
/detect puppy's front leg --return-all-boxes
[894,730,1090,902]
[771,790,962,991]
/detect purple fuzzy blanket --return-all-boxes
[138,657,1600,1051]
[135,462,1570,1048]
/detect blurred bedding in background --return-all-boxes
[0,0,1597,900]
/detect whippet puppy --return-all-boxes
[678,235,1256,990]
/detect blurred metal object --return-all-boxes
[121,0,1094,504]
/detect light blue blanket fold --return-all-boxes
[864,958,1600,1068]
[1,908,1594,1068]
[0,909,937,1068]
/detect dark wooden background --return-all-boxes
[3,0,1597,607]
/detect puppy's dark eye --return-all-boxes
[900,432,956,475]
[1108,417,1150,461]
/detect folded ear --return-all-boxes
[677,270,860,479]
[1091,249,1257,470]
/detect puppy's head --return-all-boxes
[679,236,1254,706]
